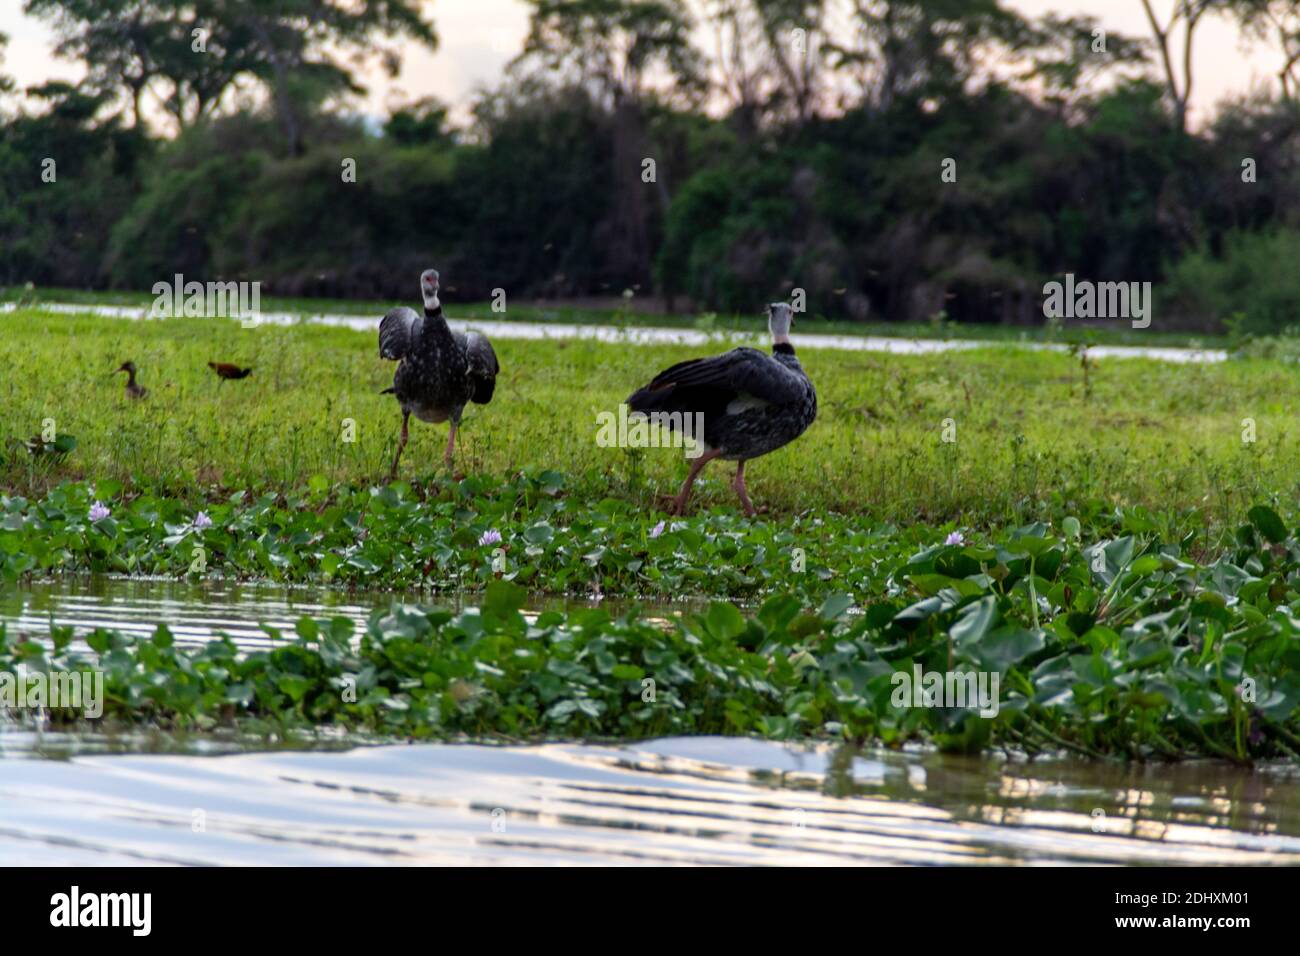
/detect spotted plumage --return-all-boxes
[379,269,499,477]
[626,303,815,516]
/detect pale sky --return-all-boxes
[0,1,1284,128]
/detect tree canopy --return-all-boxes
[4,0,1300,332]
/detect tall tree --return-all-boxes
[23,0,436,152]
[827,0,1034,111]
[1233,0,1300,100]
[1021,14,1148,115]
[705,0,829,130]
[516,0,702,108]
[514,0,703,287]
[1138,0,1233,130]
[0,32,12,100]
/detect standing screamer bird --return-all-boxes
[626,303,816,517]
[379,269,500,478]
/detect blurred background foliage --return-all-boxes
[3,0,1300,331]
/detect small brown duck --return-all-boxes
[114,361,148,399]
[209,361,253,382]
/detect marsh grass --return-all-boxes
[0,308,1296,528]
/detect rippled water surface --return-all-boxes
[3,579,1300,866]
[6,734,1300,866]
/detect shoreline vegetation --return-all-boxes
[5,477,1300,762]
[4,306,1300,761]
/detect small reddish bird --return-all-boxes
[209,362,253,382]
[114,361,148,399]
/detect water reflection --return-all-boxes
[2,733,1299,866]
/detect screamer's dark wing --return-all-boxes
[379,307,422,360]
[456,329,499,404]
[627,347,805,419]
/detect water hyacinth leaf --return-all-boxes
[758,594,802,632]
[1069,653,1113,687]
[706,601,746,641]
[1105,536,1136,568]
[1248,505,1288,544]
[523,522,554,545]
[277,676,313,703]
[325,616,354,644]
[1209,561,1255,598]
[950,596,999,647]
[1128,637,1172,669]
[1010,535,1056,558]
[908,573,961,597]
[934,551,983,578]
[545,699,578,722]
[905,544,943,568]
[817,593,854,622]
[964,626,1043,670]
[894,591,961,625]
[1128,555,1164,576]
[482,579,527,622]
[86,629,111,654]
[1079,625,1121,653]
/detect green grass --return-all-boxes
[0,308,1292,526]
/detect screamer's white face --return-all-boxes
[421,269,440,309]
[767,303,793,339]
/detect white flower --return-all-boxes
[944,531,965,547]
[193,511,213,530]
[650,521,665,539]
[88,501,111,522]
[478,529,502,546]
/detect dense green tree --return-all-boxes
[23,0,436,152]
[1233,0,1300,99]
[0,32,13,99]
[0,82,150,285]
[514,0,702,287]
